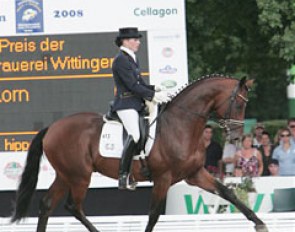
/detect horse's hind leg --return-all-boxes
[186,168,268,232]
[145,177,171,232]
[64,182,99,232]
[37,177,68,232]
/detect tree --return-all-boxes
[257,0,295,62]
[186,0,294,120]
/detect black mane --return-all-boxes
[168,73,237,101]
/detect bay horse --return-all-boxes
[11,75,268,232]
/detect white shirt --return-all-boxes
[222,143,237,173]
[120,46,136,62]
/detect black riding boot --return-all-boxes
[118,135,137,190]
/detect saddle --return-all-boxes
[105,101,150,154]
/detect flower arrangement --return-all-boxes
[226,176,256,212]
[236,176,256,192]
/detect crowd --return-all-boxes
[203,118,295,178]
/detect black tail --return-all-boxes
[11,127,49,222]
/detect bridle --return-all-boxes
[152,79,250,138]
[216,82,249,137]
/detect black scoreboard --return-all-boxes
[0,32,149,152]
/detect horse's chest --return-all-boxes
[182,152,204,172]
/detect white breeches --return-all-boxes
[117,109,140,143]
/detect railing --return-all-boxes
[1,213,294,232]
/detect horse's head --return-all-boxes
[214,76,254,140]
[163,75,253,142]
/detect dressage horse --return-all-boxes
[11,75,268,232]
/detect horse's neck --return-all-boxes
[170,84,217,120]
[162,86,217,146]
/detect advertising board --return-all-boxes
[0,0,188,189]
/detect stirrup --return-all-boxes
[119,174,137,191]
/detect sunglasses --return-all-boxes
[280,134,290,137]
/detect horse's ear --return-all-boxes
[239,76,247,88]
[245,79,255,90]
[239,76,254,91]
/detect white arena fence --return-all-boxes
[0,213,294,232]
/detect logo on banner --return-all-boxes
[3,162,22,180]
[162,47,174,58]
[15,0,44,33]
[0,15,6,22]
[159,65,177,74]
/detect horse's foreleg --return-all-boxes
[214,180,268,232]
[64,182,99,232]
[37,177,67,232]
[145,177,171,232]
[186,168,268,232]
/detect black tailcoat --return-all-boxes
[112,50,155,112]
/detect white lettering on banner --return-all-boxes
[134,7,178,18]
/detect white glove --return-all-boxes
[153,91,170,104]
[155,85,166,92]
[145,100,157,116]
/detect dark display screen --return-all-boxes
[0,32,149,151]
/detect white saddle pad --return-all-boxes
[99,121,124,157]
[99,102,158,159]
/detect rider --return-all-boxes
[112,27,169,190]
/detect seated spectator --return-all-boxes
[222,139,238,177]
[203,125,223,178]
[234,134,263,177]
[258,131,275,176]
[272,128,295,176]
[268,159,279,176]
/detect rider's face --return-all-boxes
[122,38,141,52]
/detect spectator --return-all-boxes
[222,139,238,177]
[203,125,223,178]
[234,134,263,177]
[252,122,265,148]
[288,118,295,145]
[273,128,283,146]
[258,131,275,176]
[272,128,295,176]
[268,159,279,176]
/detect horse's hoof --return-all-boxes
[255,224,269,232]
